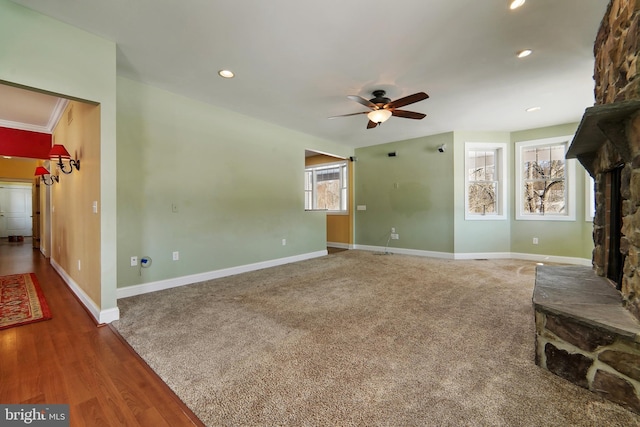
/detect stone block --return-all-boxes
[627,298,640,321]
[544,343,592,388]
[599,349,640,381]
[628,245,639,267]
[622,165,632,198]
[545,314,616,352]
[592,369,640,414]
[621,235,631,255]
[534,334,542,366]
[621,272,640,306]
[630,170,640,202]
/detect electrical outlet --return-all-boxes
[391,233,399,240]
[131,256,138,266]
[533,237,539,245]
[173,251,179,261]
[391,227,396,233]
[282,238,287,246]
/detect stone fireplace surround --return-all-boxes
[533,0,640,415]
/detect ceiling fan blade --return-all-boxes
[348,95,377,109]
[391,109,426,120]
[385,92,429,109]
[367,120,378,129]
[328,111,368,119]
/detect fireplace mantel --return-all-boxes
[567,99,640,176]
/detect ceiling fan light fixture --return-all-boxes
[218,69,235,79]
[367,109,392,124]
[517,49,532,58]
[509,0,525,9]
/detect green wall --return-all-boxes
[453,131,511,254]
[117,77,350,287]
[0,0,118,316]
[354,133,455,253]
[510,123,593,259]
[354,124,594,261]
[0,0,595,304]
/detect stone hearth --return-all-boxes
[533,0,640,415]
[534,266,640,414]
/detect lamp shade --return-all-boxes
[34,166,51,176]
[49,144,71,159]
[367,109,392,124]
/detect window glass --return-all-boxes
[516,136,576,221]
[465,143,507,220]
[305,161,348,213]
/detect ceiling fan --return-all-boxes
[330,90,429,129]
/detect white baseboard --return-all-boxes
[454,252,513,260]
[354,245,591,265]
[327,241,353,249]
[353,244,455,259]
[50,259,120,324]
[509,252,592,266]
[117,250,328,299]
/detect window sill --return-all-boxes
[516,215,576,221]
[465,215,506,221]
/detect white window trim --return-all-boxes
[586,170,595,222]
[515,135,576,221]
[464,142,507,220]
[305,160,349,214]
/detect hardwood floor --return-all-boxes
[0,238,205,427]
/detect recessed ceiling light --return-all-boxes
[3,156,12,159]
[218,69,235,79]
[517,49,532,58]
[526,106,541,113]
[509,0,525,10]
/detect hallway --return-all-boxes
[0,238,204,426]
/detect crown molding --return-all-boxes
[0,98,68,134]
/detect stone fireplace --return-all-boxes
[533,0,640,415]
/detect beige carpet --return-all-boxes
[113,250,640,426]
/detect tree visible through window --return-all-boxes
[522,144,566,215]
[468,150,497,215]
[305,162,347,212]
[464,142,506,220]
[515,136,575,221]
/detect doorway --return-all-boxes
[0,182,32,238]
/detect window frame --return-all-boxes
[464,142,507,220]
[515,136,576,221]
[304,160,349,214]
[586,171,595,222]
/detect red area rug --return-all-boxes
[0,273,52,330]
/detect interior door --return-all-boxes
[0,184,33,237]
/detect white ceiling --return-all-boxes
[0,84,67,133]
[4,0,608,148]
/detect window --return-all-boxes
[586,171,595,222]
[465,142,507,220]
[515,136,576,221]
[305,161,348,213]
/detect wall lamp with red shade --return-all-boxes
[34,166,59,186]
[49,144,80,174]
